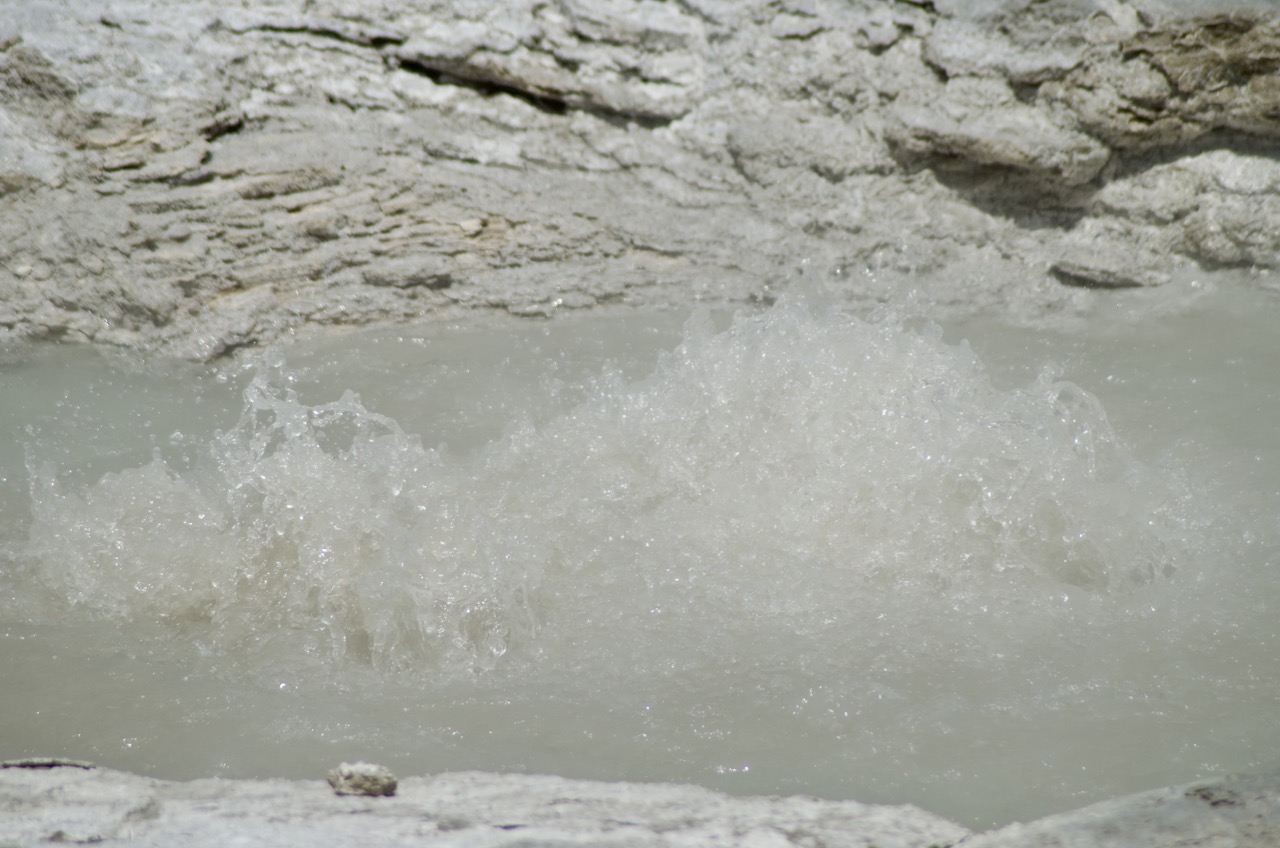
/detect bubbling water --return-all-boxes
[24,297,1189,671]
[4,289,1273,827]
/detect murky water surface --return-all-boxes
[3,278,1279,828]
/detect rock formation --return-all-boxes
[1,0,1277,359]
[4,762,1280,847]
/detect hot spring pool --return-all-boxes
[2,277,1279,828]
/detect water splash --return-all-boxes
[25,297,1191,675]
[13,293,1234,825]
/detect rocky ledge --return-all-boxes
[1,0,1279,359]
[3,762,1280,848]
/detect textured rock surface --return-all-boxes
[966,770,1280,848]
[1,0,1278,359]
[4,765,1280,847]
[1,766,969,847]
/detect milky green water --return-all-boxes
[2,278,1278,828]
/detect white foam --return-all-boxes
[24,297,1190,666]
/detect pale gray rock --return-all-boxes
[0,108,63,194]
[1081,150,1280,268]
[386,0,708,124]
[1179,194,1280,268]
[723,99,895,187]
[923,16,1088,84]
[0,764,159,845]
[887,75,1112,187]
[0,0,1277,358]
[5,765,1280,848]
[932,0,1034,18]
[1172,152,1280,267]
[964,770,1280,848]
[1051,217,1189,289]
[0,766,969,848]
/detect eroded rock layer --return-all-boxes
[1,0,1277,358]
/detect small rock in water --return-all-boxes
[326,761,398,797]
